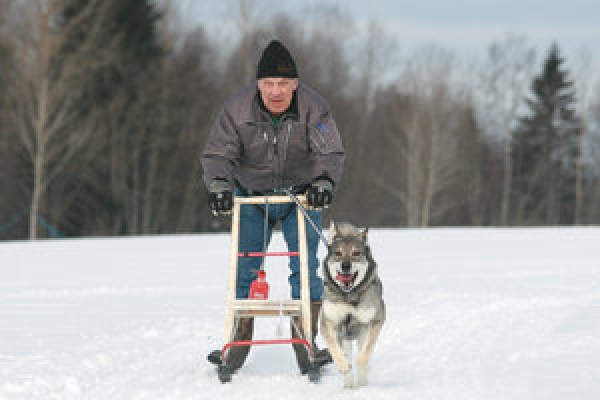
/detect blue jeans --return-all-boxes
[235,190,323,301]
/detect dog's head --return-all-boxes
[325,221,370,292]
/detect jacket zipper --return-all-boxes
[283,123,291,166]
[261,109,294,191]
[274,122,281,191]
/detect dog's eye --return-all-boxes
[334,251,343,257]
[352,251,362,257]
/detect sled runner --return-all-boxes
[209,195,323,383]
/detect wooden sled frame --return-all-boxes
[219,195,315,379]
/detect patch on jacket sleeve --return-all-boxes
[308,111,343,156]
[315,121,328,134]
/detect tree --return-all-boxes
[476,37,536,225]
[583,86,600,223]
[512,44,582,225]
[366,47,482,227]
[56,0,166,236]
[570,49,600,224]
[221,0,264,92]
[133,27,223,234]
[9,0,119,239]
[0,1,20,238]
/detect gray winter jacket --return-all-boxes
[201,82,345,193]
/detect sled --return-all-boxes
[211,195,321,383]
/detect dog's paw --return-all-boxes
[356,369,368,387]
[356,364,369,386]
[343,371,355,389]
[335,360,351,374]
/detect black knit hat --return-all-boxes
[256,40,298,79]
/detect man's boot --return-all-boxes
[291,301,332,374]
[207,317,254,372]
[226,317,254,371]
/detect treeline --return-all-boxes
[1,0,600,240]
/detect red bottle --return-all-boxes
[249,270,269,300]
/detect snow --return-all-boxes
[1,227,599,399]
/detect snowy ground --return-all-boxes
[1,227,599,399]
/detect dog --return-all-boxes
[320,222,385,388]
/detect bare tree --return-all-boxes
[221,0,268,91]
[570,49,600,224]
[475,37,536,225]
[9,0,116,239]
[342,22,397,222]
[399,48,472,227]
[133,28,222,234]
[583,84,600,223]
[370,47,473,227]
[0,1,17,236]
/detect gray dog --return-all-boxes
[320,222,385,388]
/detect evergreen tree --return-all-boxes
[59,0,163,110]
[511,43,581,225]
[51,0,165,236]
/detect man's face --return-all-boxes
[257,77,298,116]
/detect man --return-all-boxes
[201,40,345,375]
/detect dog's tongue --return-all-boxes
[336,273,354,284]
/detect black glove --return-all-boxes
[208,178,233,216]
[306,177,333,210]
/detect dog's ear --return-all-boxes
[360,227,369,243]
[328,220,338,244]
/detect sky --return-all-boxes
[175,0,600,59]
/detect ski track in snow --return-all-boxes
[1,228,599,399]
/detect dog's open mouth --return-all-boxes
[336,271,358,288]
